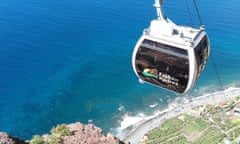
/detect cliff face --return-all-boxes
[0,132,27,144]
[62,122,124,144]
[0,122,125,144]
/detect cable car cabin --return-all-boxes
[132,0,210,94]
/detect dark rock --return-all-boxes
[0,132,27,144]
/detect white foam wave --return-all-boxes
[119,113,145,130]
[149,102,158,108]
[88,119,93,123]
[118,105,125,112]
[159,98,163,102]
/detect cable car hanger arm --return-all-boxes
[154,0,205,28]
[154,0,166,21]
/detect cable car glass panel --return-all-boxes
[135,39,189,93]
[194,35,209,78]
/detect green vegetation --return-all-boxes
[30,135,45,144]
[183,114,195,122]
[236,95,240,101]
[51,124,71,136]
[46,135,61,144]
[183,118,207,136]
[30,135,60,144]
[193,128,224,144]
[231,118,240,124]
[229,127,240,140]
[146,118,185,144]
[30,124,71,144]
[165,135,188,144]
[143,96,240,144]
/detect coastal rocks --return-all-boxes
[0,122,125,144]
[62,122,124,144]
[0,132,27,144]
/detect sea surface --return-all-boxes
[0,0,240,139]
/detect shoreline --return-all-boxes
[118,87,240,144]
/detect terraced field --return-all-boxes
[143,96,240,144]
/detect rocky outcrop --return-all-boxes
[0,132,27,144]
[0,122,125,144]
[62,122,124,144]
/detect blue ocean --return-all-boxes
[0,0,240,139]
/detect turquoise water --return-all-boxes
[0,0,240,139]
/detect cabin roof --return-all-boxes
[146,19,202,47]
